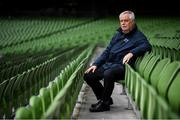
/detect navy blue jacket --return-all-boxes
[93,26,152,70]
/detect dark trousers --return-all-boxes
[83,66,125,102]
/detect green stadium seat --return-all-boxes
[167,71,180,114]
[147,84,158,119]
[138,53,153,76]
[143,55,160,82]
[157,61,180,98]
[0,80,8,101]
[134,56,143,71]
[134,73,142,108]
[49,81,58,102]
[150,58,171,90]
[39,87,52,114]
[15,107,33,119]
[0,80,9,118]
[139,77,149,118]
[12,73,26,109]
[29,95,43,119]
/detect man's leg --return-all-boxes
[83,67,104,100]
[89,66,125,112]
[102,66,125,102]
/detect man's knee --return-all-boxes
[83,73,90,81]
[103,70,114,79]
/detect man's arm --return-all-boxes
[92,35,117,67]
[123,37,151,64]
[129,38,152,57]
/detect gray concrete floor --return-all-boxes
[73,82,137,119]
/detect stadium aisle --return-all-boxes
[72,47,137,119]
[76,82,137,119]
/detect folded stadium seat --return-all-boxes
[139,76,149,118]
[125,64,133,94]
[2,76,18,117]
[177,41,180,60]
[138,53,153,76]
[20,69,33,105]
[155,38,169,59]
[41,61,50,89]
[55,75,65,92]
[146,83,158,118]
[164,48,173,60]
[125,64,130,88]
[31,66,40,93]
[143,55,160,82]
[29,96,43,119]
[150,58,171,90]
[0,80,8,102]
[127,52,152,92]
[31,67,40,95]
[165,39,180,61]
[15,107,33,119]
[134,73,143,108]
[147,82,174,119]
[134,56,144,71]
[173,48,180,61]
[39,87,52,114]
[0,70,6,83]
[12,73,26,109]
[159,46,168,59]
[49,81,58,102]
[0,80,9,118]
[125,63,140,105]
[167,71,180,116]
[151,46,159,57]
[125,56,143,105]
[28,67,39,96]
[129,69,138,99]
[157,61,180,99]
[3,76,17,101]
[45,90,66,119]
[139,73,173,119]
[155,94,171,119]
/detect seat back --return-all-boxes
[15,107,33,119]
[40,87,51,114]
[29,96,43,119]
[143,55,160,82]
[49,81,58,102]
[168,71,180,114]
[138,53,153,76]
[150,58,171,90]
[157,61,180,98]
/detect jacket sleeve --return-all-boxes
[92,35,116,67]
[130,37,152,57]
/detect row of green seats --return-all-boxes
[15,46,94,119]
[0,46,85,118]
[125,52,180,119]
[0,17,94,48]
[0,45,86,84]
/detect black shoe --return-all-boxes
[91,100,102,108]
[91,97,113,108]
[89,101,110,112]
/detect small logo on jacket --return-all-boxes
[123,38,129,42]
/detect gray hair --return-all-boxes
[119,10,135,21]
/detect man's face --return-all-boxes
[120,14,134,33]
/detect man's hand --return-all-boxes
[123,53,133,64]
[85,65,97,73]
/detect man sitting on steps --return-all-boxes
[83,10,152,112]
